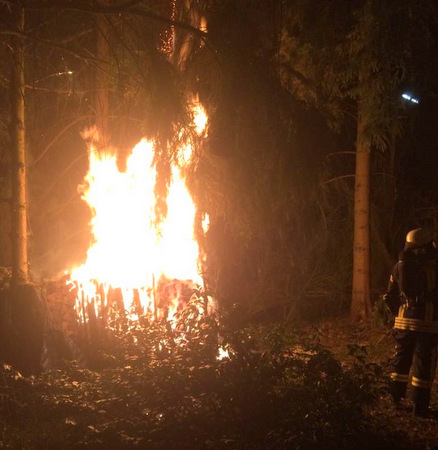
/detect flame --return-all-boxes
[192,100,208,137]
[69,101,211,324]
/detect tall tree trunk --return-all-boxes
[173,0,205,70]
[9,5,29,286]
[351,103,371,322]
[94,3,110,146]
[6,5,45,377]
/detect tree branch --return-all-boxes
[324,174,355,184]
[3,0,208,40]
[34,152,87,206]
[326,151,356,157]
[1,30,101,65]
[31,116,89,167]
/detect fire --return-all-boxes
[69,101,211,325]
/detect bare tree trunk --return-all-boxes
[350,104,371,322]
[387,127,397,234]
[5,6,45,376]
[173,0,205,70]
[9,5,29,286]
[94,2,110,146]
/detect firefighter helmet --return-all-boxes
[406,228,434,247]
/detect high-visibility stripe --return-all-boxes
[394,319,438,330]
[394,317,438,333]
[412,376,433,389]
[390,372,409,383]
[398,304,407,318]
[394,317,438,328]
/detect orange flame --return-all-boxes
[69,101,211,324]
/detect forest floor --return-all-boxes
[2,311,438,449]
[305,317,438,450]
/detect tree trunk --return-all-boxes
[173,0,205,70]
[350,104,371,322]
[9,5,29,286]
[94,3,110,146]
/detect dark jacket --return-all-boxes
[384,243,438,333]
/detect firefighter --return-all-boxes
[383,227,438,417]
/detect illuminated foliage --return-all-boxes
[0,311,407,449]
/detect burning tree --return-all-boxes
[2,1,435,374]
[0,0,214,371]
[68,100,214,338]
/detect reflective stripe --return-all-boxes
[394,317,438,333]
[398,304,407,318]
[394,316,438,328]
[412,376,433,389]
[390,372,409,383]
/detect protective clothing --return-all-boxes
[383,229,438,416]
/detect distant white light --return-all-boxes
[402,93,419,104]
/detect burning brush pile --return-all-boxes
[56,100,215,349]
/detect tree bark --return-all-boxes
[9,5,29,286]
[350,103,371,322]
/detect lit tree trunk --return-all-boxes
[9,5,29,286]
[351,102,371,322]
[6,5,45,377]
[173,0,205,70]
[94,3,110,146]
[387,127,398,232]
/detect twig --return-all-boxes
[324,174,355,184]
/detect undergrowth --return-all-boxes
[0,299,411,449]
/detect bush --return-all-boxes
[0,300,392,449]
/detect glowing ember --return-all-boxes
[217,346,230,361]
[69,102,211,324]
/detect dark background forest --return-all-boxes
[1,0,437,320]
[1,1,438,448]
